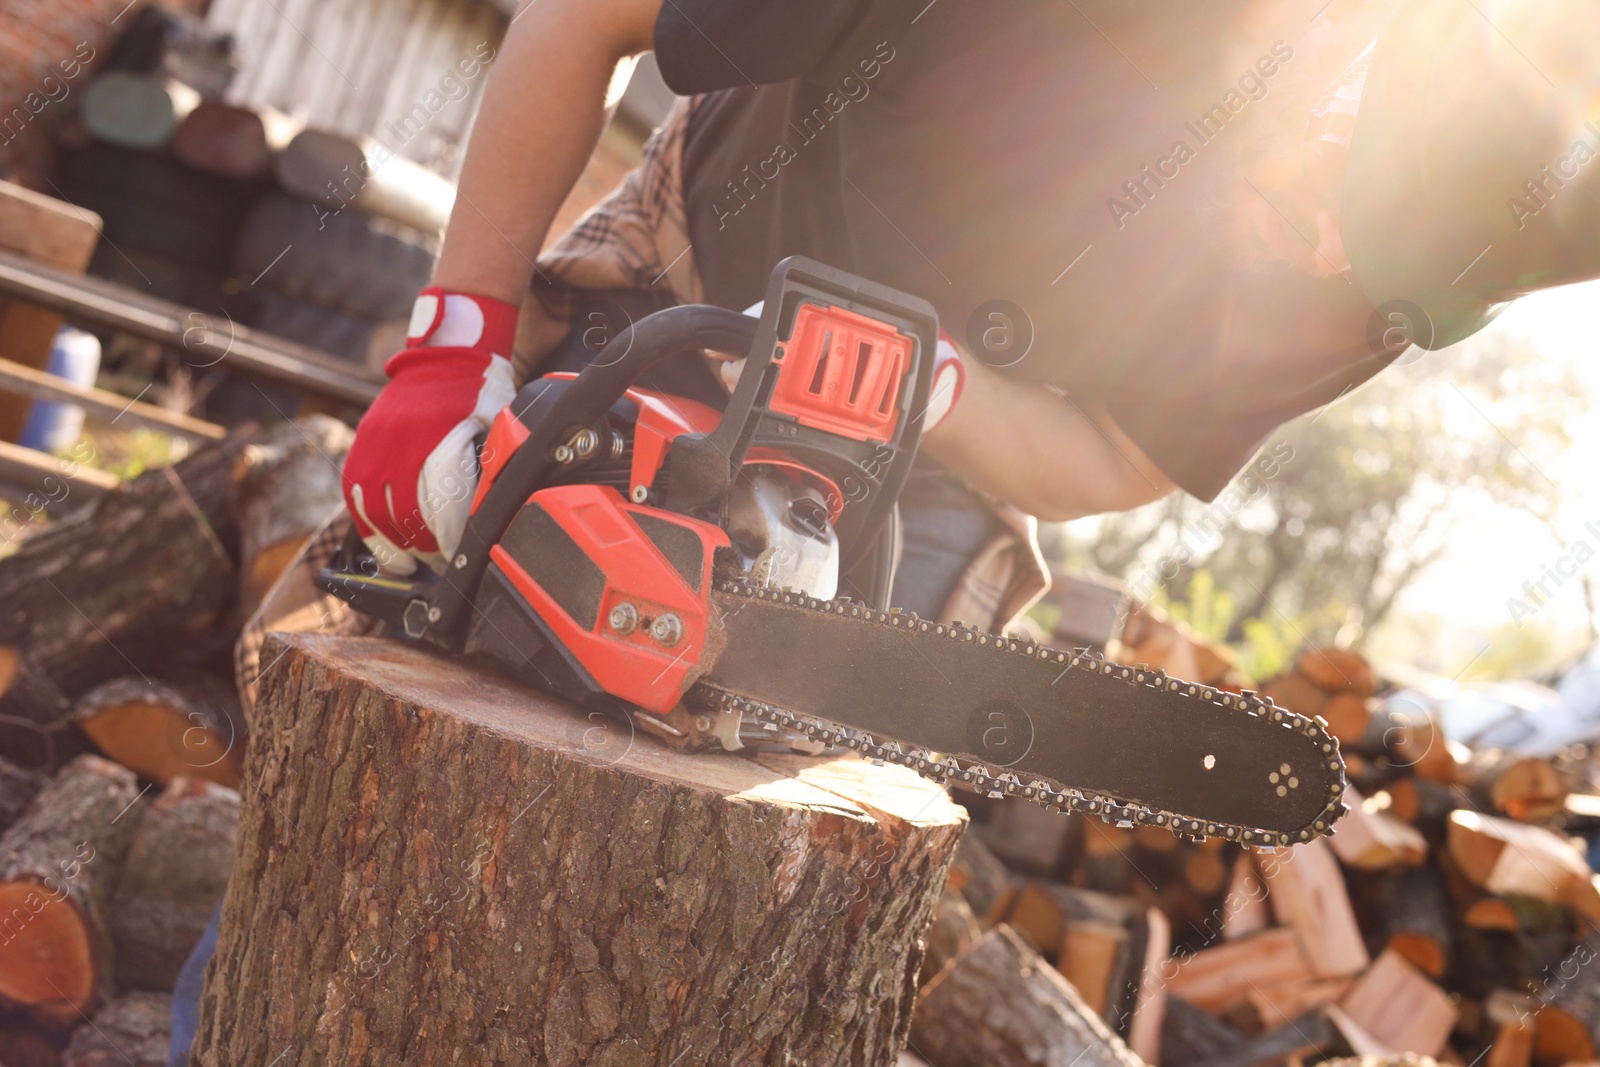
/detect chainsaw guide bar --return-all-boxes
[696,579,1349,848]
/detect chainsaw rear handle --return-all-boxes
[425,302,761,642]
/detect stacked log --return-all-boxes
[1261,645,1379,744]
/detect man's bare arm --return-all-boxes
[432,0,662,304]
[921,359,1175,521]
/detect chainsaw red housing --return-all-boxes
[488,483,729,714]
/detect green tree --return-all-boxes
[1056,336,1584,667]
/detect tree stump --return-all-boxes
[193,634,966,1066]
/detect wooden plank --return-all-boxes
[1165,927,1312,1015]
[1259,838,1370,977]
[1337,948,1458,1057]
[0,356,224,442]
[0,249,381,406]
[0,439,118,511]
[0,182,101,442]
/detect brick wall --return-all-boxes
[0,0,201,184]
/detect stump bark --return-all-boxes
[193,634,966,1067]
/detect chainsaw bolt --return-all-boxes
[427,606,442,623]
[650,613,684,647]
[609,603,639,635]
[453,554,468,569]
[553,444,575,464]
[630,485,649,503]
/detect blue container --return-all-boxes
[19,326,102,452]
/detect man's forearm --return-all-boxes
[921,360,1174,521]
[432,0,660,304]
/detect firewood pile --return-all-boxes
[905,642,1600,1067]
[0,421,351,1064]
[46,5,443,426]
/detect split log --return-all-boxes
[1191,1010,1344,1067]
[1126,907,1170,1063]
[1160,996,1245,1067]
[1259,837,1371,977]
[924,886,981,984]
[1337,948,1457,1057]
[274,130,456,236]
[235,415,352,612]
[1485,1016,1535,1067]
[1261,673,1329,721]
[72,679,243,789]
[909,925,1147,1067]
[1297,646,1378,697]
[1324,691,1375,745]
[1329,787,1428,870]
[193,633,964,1065]
[59,991,170,1067]
[110,778,237,993]
[1318,1058,1443,1067]
[1247,976,1354,1024]
[1464,751,1567,823]
[0,755,41,833]
[0,755,141,1027]
[81,73,200,149]
[1447,810,1591,905]
[1221,854,1272,941]
[993,881,1149,1028]
[0,430,255,697]
[1350,864,1453,979]
[1165,927,1311,1015]
[172,102,299,180]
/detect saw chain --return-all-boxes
[695,578,1349,849]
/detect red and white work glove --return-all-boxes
[718,304,965,432]
[341,287,519,575]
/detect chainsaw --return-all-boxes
[317,257,1346,847]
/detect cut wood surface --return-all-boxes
[1330,787,1428,870]
[0,430,256,697]
[909,925,1148,1067]
[110,778,237,993]
[0,755,140,1027]
[73,678,243,789]
[1465,751,1567,823]
[59,990,170,1067]
[1260,838,1371,977]
[1127,906,1170,1065]
[1352,865,1453,979]
[1324,691,1375,744]
[1447,810,1590,903]
[194,633,965,1066]
[1484,1016,1535,1067]
[1298,646,1378,696]
[1222,854,1272,941]
[1338,949,1457,1058]
[274,130,455,235]
[173,101,300,179]
[1165,927,1311,1015]
[1533,933,1600,1064]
